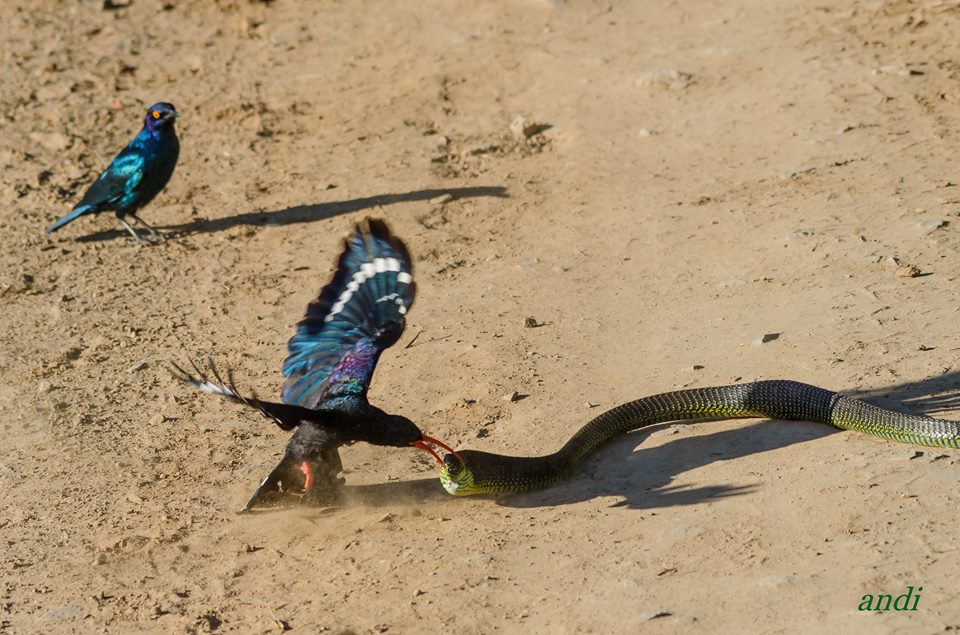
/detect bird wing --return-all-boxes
[76,145,145,210]
[281,220,415,408]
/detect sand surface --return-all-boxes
[2,0,960,632]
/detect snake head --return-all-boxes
[439,453,474,496]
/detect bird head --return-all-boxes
[144,102,179,131]
[370,414,461,466]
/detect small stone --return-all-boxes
[524,317,540,328]
[379,513,397,523]
[885,255,900,266]
[760,333,780,344]
[413,589,426,597]
[430,193,453,206]
[93,553,108,565]
[896,264,922,278]
[689,365,705,371]
[917,218,947,234]
[128,360,149,373]
[637,128,656,137]
[502,391,523,402]
[636,69,693,90]
[787,229,813,239]
[148,413,165,426]
[509,115,542,139]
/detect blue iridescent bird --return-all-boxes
[45,102,180,242]
[174,219,458,511]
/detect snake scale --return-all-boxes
[438,380,960,495]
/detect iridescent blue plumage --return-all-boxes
[45,102,180,242]
[281,219,416,409]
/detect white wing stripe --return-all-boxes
[324,257,409,323]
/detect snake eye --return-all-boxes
[151,110,160,119]
[443,454,462,476]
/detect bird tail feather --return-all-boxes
[45,205,93,234]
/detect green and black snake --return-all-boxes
[438,380,960,495]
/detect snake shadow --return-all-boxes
[75,185,509,242]
[493,418,831,510]
[847,369,960,415]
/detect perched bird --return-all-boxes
[45,102,180,242]
[174,219,458,511]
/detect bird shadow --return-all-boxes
[75,186,509,242]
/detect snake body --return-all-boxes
[439,380,960,495]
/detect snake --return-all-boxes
[438,379,960,495]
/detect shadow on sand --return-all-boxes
[76,185,509,242]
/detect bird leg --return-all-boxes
[300,446,345,507]
[118,217,149,244]
[131,214,164,240]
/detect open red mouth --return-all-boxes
[411,435,461,466]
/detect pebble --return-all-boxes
[638,611,672,622]
[635,68,693,90]
[759,332,780,344]
[128,360,149,373]
[896,264,922,278]
[502,391,523,402]
[509,115,542,139]
[916,218,947,234]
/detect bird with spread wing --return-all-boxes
[173,219,457,511]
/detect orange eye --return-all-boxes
[151,111,160,119]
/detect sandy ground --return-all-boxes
[2,0,960,632]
